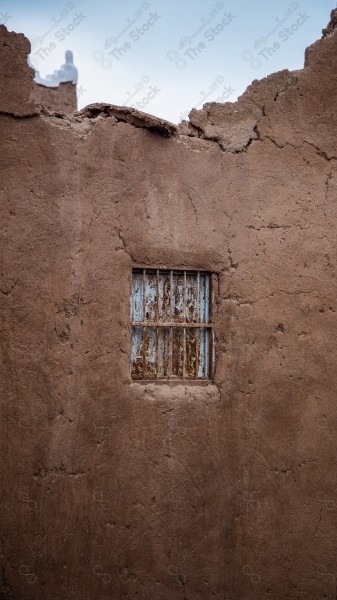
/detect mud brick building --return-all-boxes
[1,10,337,600]
[30,80,77,115]
[30,49,78,114]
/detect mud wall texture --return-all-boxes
[1,12,337,600]
[30,81,77,114]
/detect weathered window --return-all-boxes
[130,268,214,380]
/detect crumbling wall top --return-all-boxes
[0,24,36,116]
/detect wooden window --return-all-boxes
[130,268,214,380]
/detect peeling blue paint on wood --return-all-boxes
[131,269,212,380]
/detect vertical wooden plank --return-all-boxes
[172,271,184,322]
[196,271,200,379]
[131,326,143,379]
[211,328,215,381]
[146,327,157,379]
[210,273,215,379]
[144,270,156,322]
[158,327,170,378]
[158,270,170,322]
[198,328,204,378]
[156,269,159,379]
[204,328,209,378]
[169,270,173,378]
[131,271,143,322]
[200,273,204,323]
[185,327,197,378]
[199,273,210,378]
[142,269,146,377]
[183,271,186,379]
[205,274,210,324]
[209,273,214,324]
[172,327,184,377]
[186,272,198,323]
[183,271,187,322]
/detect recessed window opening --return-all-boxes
[130,268,214,380]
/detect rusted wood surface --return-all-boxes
[131,269,212,380]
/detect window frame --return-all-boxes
[130,265,216,383]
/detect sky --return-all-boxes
[2,0,335,123]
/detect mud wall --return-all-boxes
[1,13,337,599]
[30,81,77,114]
